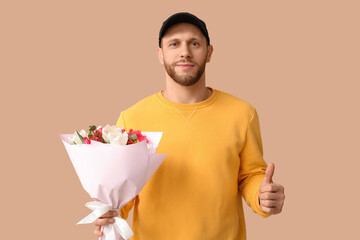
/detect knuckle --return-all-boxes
[263,200,270,207]
[259,193,265,200]
[95,219,105,226]
[261,206,268,212]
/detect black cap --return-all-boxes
[159,12,210,47]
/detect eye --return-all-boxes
[190,42,199,46]
[169,42,177,47]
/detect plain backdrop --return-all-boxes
[1,0,359,239]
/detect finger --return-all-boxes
[260,199,278,208]
[259,192,279,200]
[94,217,115,226]
[260,205,272,213]
[263,162,275,184]
[99,210,118,218]
[261,205,283,215]
[260,183,283,193]
[94,226,103,237]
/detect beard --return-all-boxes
[164,58,207,86]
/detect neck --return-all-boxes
[162,74,212,104]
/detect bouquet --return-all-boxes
[60,125,167,240]
[69,125,150,146]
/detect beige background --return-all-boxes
[1,0,359,239]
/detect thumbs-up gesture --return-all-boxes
[259,162,285,214]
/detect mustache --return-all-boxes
[174,60,196,65]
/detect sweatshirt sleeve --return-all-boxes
[238,108,271,218]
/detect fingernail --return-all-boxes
[113,212,117,216]
[109,218,114,223]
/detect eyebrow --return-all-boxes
[165,37,203,44]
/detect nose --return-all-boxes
[180,44,192,58]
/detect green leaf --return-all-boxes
[72,141,77,145]
[129,134,138,141]
[89,125,97,131]
[88,131,93,138]
[76,131,84,144]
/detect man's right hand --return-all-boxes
[93,210,118,237]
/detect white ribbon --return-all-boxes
[77,201,133,240]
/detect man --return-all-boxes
[94,12,285,240]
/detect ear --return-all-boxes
[206,44,214,63]
[157,47,164,65]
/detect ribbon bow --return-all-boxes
[77,201,133,240]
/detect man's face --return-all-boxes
[158,23,213,86]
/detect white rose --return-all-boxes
[102,124,128,145]
[69,129,87,144]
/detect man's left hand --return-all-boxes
[259,162,285,214]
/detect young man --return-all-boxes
[94,12,285,240]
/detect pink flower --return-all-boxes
[84,137,91,144]
[127,129,149,144]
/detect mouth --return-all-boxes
[176,63,195,69]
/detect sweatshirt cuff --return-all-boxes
[254,189,271,218]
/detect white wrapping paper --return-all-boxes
[60,132,167,240]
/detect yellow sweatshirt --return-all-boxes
[116,88,270,240]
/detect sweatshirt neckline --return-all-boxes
[156,87,218,110]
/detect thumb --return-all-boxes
[263,162,275,184]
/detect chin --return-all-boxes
[174,78,200,87]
